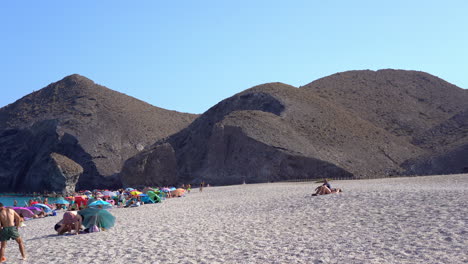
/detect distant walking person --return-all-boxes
[0,202,27,262]
[200,182,204,192]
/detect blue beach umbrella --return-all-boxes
[54,198,70,205]
[88,200,112,209]
[78,208,116,230]
[33,203,52,213]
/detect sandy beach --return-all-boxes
[2,174,467,264]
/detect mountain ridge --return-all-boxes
[1,69,467,192]
[121,69,468,187]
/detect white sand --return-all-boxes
[2,174,467,264]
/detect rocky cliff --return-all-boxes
[0,75,197,192]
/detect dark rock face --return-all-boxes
[121,143,178,187]
[0,75,197,192]
[0,120,84,193]
[403,144,468,175]
[48,153,83,194]
[121,70,468,187]
[196,124,353,185]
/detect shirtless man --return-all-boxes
[0,202,27,262]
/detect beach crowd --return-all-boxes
[0,184,199,262]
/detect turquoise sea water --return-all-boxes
[0,196,60,207]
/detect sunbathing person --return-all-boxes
[313,180,342,196]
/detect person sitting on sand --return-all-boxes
[0,202,27,262]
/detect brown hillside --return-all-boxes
[302,69,468,175]
[121,81,426,187]
[121,70,468,187]
[302,69,468,139]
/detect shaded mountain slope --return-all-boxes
[0,74,197,192]
[404,108,468,174]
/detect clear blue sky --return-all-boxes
[1,0,467,114]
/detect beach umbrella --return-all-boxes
[12,207,35,218]
[88,200,112,209]
[74,197,88,208]
[142,187,156,194]
[161,188,171,193]
[54,198,70,205]
[33,203,52,213]
[130,191,142,196]
[78,208,116,230]
[146,191,161,203]
[87,198,97,206]
[170,187,176,191]
[138,193,148,197]
[125,187,135,191]
[140,196,155,204]
[27,207,42,214]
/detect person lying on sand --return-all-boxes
[313,185,342,195]
[313,179,342,196]
[0,202,27,262]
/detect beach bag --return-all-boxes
[89,225,100,233]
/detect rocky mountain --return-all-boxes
[302,69,468,175]
[0,74,197,193]
[3,70,467,192]
[121,70,468,187]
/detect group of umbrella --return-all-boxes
[8,186,187,234]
